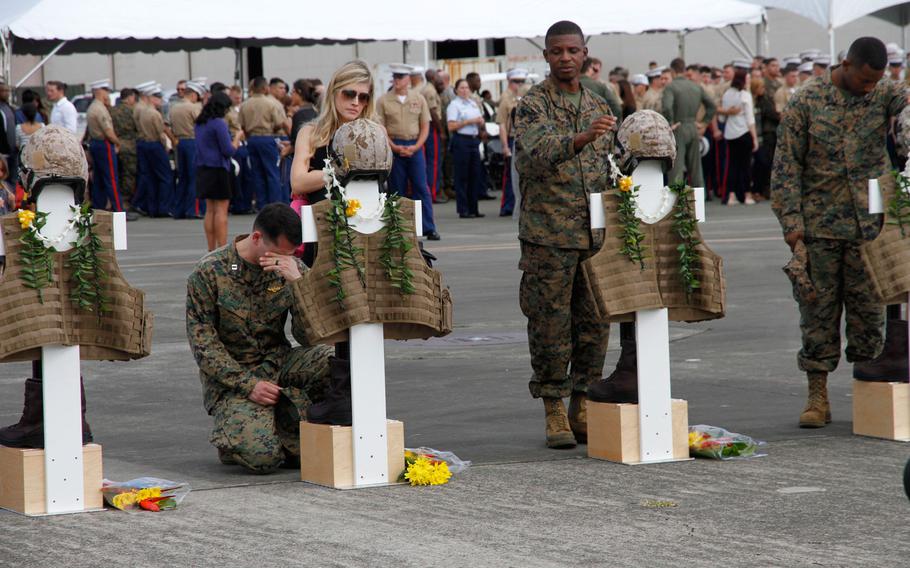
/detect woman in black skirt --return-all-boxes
[195,92,243,250]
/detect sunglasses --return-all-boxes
[340,89,371,104]
[510,79,526,84]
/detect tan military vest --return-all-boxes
[860,173,910,304]
[581,191,726,322]
[0,211,153,362]
[293,198,453,345]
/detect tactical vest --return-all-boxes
[0,211,153,362]
[860,173,910,304]
[294,198,453,345]
[581,191,725,322]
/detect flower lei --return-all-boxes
[17,203,110,313]
[607,154,701,297]
[887,167,910,237]
[322,160,416,308]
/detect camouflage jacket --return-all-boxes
[110,104,138,149]
[514,77,614,250]
[186,237,310,412]
[771,69,906,240]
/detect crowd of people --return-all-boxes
[2,40,910,252]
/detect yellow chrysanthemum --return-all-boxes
[110,487,161,509]
[618,176,634,192]
[344,198,361,217]
[404,457,452,486]
[428,461,452,485]
[17,209,36,230]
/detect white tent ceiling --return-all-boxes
[2,0,765,54]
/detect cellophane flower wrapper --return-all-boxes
[688,425,766,460]
[398,448,471,485]
[102,477,191,512]
[406,447,471,473]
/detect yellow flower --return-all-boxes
[618,176,633,192]
[344,198,361,217]
[112,492,136,509]
[428,461,452,485]
[17,209,36,230]
[404,456,452,486]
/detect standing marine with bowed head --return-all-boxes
[771,37,907,428]
[513,20,616,449]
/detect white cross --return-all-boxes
[301,188,421,487]
[0,187,126,514]
[590,162,705,464]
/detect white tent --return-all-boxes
[1,0,766,84]
[742,0,909,56]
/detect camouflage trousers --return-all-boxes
[796,237,884,373]
[210,345,333,473]
[668,122,704,188]
[117,148,137,206]
[519,241,610,398]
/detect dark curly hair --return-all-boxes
[195,91,232,126]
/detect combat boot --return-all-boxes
[305,357,352,426]
[588,323,638,404]
[543,397,577,449]
[0,375,93,448]
[567,392,587,444]
[853,319,910,382]
[799,371,832,428]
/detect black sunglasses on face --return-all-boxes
[341,89,370,104]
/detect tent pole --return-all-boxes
[424,40,429,71]
[677,31,686,59]
[730,25,754,58]
[233,41,242,85]
[110,54,116,90]
[715,28,752,59]
[15,40,66,89]
[828,24,835,57]
[0,29,11,88]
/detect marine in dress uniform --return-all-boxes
[133,81,174,217]
[376,64,439,240]
[85,79,123,211]
[240,76,289,209]
[170,81,206,219]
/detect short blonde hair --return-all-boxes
[311,61,375,148]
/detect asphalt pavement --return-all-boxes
[0,197,908,567]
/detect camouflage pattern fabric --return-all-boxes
[111,104,138,202]
[330,118,393,179]
[661,77,716,188]
[519,241,609,398]
[186,237,332,473]
[209,345,332,473]
[897,104,910,158]
[797,238,883,373]
[20,124,88,184]
[616,109,676,173]
[513,77,614,250]
[771,69,906,240]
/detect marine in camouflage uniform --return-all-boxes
[771,43,906,427]
[514,29,615,448]
[186,217,333,473]
[110,97,138,207]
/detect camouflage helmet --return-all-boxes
[18,124,88,200]
[329,118,393,184]
[614,110,676,175]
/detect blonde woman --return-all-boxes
[290,60,375,263]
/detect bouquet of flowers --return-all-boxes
[398,447,470,486]
[688,425,764,460]
[102,477,191,512]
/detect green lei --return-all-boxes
[886,170,910,237]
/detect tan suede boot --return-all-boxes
[799,372,832,428]
[567,392,587,444]
[544,397,577,449]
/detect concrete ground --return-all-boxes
[1,197,908,567]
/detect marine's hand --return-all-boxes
[784,230,804,252]
[249,380,281,406]
[260,252,302,281]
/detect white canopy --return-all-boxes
[743,1,909,55]
[3,0,765,52]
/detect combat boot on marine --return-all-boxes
[799,371,832,428]
[853,319,910,382]
[305,357,352,426]
[567,392,587,444]
[0,375,93,448]
[587,323,638,404]
[543,398,577,449]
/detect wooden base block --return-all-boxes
[853,380,910,442]
[300,420,404,489]
[587,400,689,464]
[0,444,103,516]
